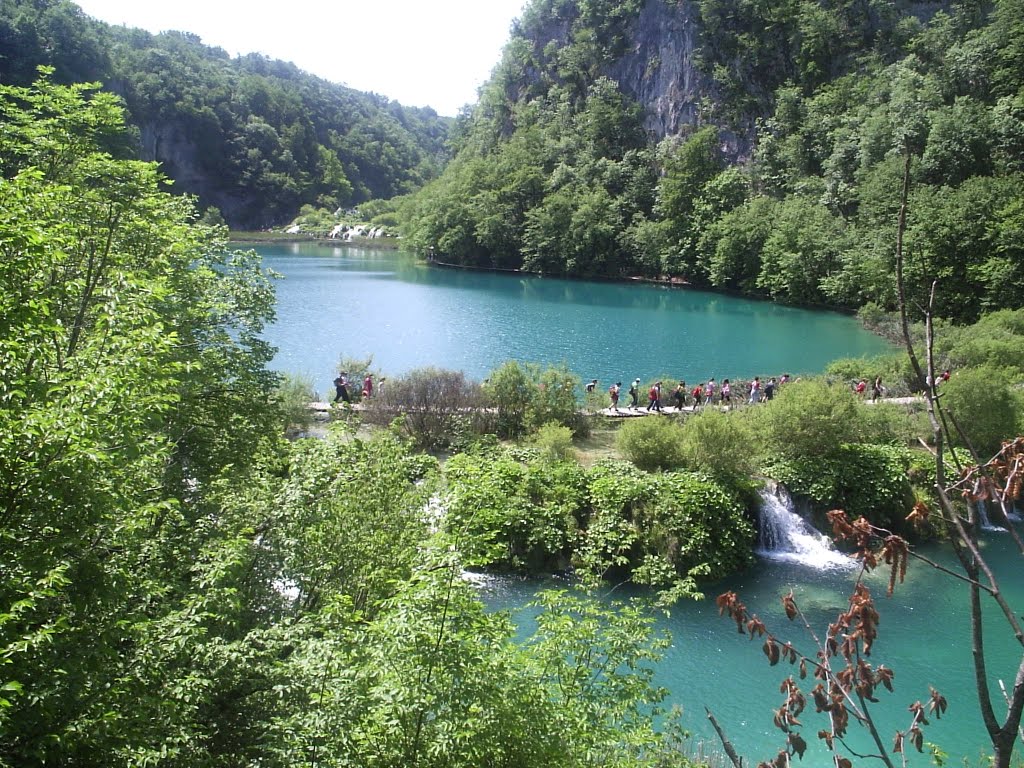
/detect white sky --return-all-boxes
[73,0,527,116]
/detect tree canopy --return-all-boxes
[0,0,452,228]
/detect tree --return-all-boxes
[0,72,281,765]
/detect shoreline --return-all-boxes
[236,233,893,343]
[230,231,402,249]
[426,256,865,318]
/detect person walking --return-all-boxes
[628,378,641,409]
[704,378,717,406]
[691,382,704,409]
[609,382,621,411]
[764,377,776,401]
[647,381,662,412]
[362,374,373,399]
[333,372,351,403]
[673,381,686,410]
[749,376,761,404]
[720,378,732,405]
[871,375,883,402]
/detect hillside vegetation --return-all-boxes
[400,0,1024,323]
[0,0,452,228]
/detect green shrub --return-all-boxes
[934,309,1024,376]
[616,416,686,471]
[363,367,489,450]
[530,364,586,436]
[764,443,914,530]
[678,407,757,481]
[940,364,1021,457]
[274,372,317,434]
[578,462,754,585]
[484,361,585,438]
[443,450,587,571]
[641,471,756,579]
[750,379,863,462]
[533,422,577,462]
[485,361,533,437]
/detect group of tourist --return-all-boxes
[333,372,377,403]
[598,374,793,413]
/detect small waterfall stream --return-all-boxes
[975,498,1024,531]
[756,485,853,569]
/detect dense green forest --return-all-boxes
[400,0,1024,323]
[0,0,452,227]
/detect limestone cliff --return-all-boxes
[601,0,717,140]
[138,121,250,226]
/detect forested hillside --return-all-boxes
[0,0,452,227]
[401,0,1024,323]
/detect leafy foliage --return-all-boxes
[533,421,578,461]
[402,0,1024,325]
[579,461,755,589]
[678,407,759,483]
[0,72,710,768]
[751,380,866,462]
[362,366,491,451]
[483,360,585,438]
[0,72,282,765]
[939,364,1023,456]
[444,450,587,571]
[616,415,687,471]
[764,444,914,531]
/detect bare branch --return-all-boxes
[706,707,744,768]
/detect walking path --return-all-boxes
[308,395,924,418]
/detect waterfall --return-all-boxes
[756,485,853,569]
[976,498,1023,532]
[975,499,999,531]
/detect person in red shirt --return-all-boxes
[647,382,663,412]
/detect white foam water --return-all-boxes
[756,484,854,570]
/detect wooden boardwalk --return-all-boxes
[309,396,923,419]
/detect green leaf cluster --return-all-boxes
[444,448,755,585]
[404,0,1024,323]
[444,451,588,572]
[484,360,585,438]
[763,443,914,530]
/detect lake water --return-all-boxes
[253,243,892,391]
[482,534,1023,764]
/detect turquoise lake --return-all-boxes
[483,535,1022,765]
[253,242,892,391]
[252,241,1019,763]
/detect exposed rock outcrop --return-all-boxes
[603,0,710,139]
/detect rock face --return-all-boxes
[138,121,251,226]
[603,0,709,139]
[518,0,753,158]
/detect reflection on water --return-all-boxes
[252,243,893,393]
